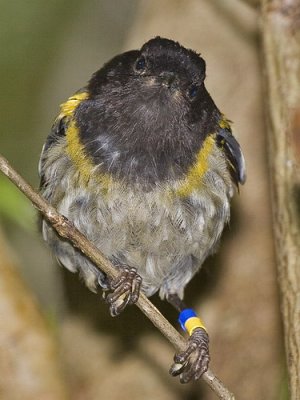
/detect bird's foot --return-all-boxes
[103,267,142,317]
[169,328,210,383]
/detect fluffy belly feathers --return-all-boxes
[43,167,231,298]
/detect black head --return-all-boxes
[138,37,206,95]
[77,37,221,185]
[88,37,209,120]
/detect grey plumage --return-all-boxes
[40,135,233,298]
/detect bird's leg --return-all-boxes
[167,293,210,383]
[102,266,142,317]
[167,293,187,311]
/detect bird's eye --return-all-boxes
[188,84,199,98]
[135,56,146,71]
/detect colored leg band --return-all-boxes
[178,308,206,336]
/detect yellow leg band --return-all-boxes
[184,317,206,336]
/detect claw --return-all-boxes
[169,362,185,376]
[170,328,210,383]
[104,267,142,317]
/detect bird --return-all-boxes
[39,36,246,383]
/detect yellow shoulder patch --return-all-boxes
[175,135,215,197]
[218,115,231,130]
[59,91,89,118]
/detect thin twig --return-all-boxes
[0,154,235,400]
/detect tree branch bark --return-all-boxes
[261,1,300,398]
[0,154,235,400]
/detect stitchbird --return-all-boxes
[39,37,245,383]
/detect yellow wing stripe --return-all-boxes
[66,119,112,189]
[175,135,215,197]
[59,91,112,189]
[60,91,94,185]
[66,119,94,184]
[61,91,112,188]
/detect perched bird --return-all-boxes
[39,37,245,383]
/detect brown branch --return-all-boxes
[0,154,235,400]
[261,1,300,398]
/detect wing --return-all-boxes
[216,127,246,187]
[38,89,107,289]
[38,116,67,189]
[39,89,88,190]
